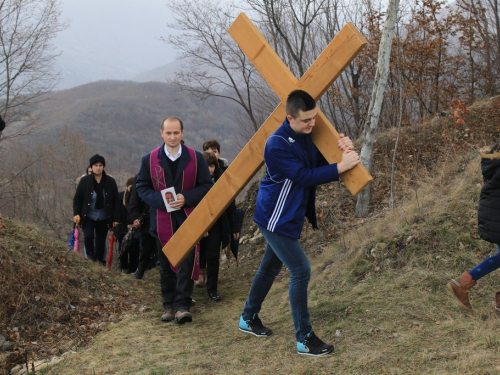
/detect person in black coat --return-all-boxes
[196,151,239,301]
[73,154,120,264]
[127,176,156,279]
[447,141,500,312]
[135,117,212,324]
[115,177,139,273]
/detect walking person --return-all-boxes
[447,141,500,312]
[237,90,360,357]
[127,176,156,280]
[197,151,239,301]
[116,177,139,273]
[73,154,120,264]
[136,116,212,324]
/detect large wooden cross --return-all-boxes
[164,13,373,266]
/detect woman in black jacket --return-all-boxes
[73,154,120,264]
[447,141,500,312]
[197,151,239,301]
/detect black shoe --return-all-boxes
[238,314,272,337]
[297,331,334,356]
[134,269,144,279]
[208,292,221,302]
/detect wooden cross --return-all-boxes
[164,13,373,266]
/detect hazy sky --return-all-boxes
[54,0,179,88]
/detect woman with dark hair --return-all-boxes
[73,154,120,264]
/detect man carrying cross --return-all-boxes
[238,90,360,357]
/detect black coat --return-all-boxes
[73,171,121,228]
[114,191,130,239]
[478,142,500,244]
[210,167,239,248]
[136,144,212,237]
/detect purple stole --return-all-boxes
[149,145,200,279]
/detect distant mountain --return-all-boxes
[54,49,147,90]
[36,80,244,175]
[131,60,185,83]
[131,59,227,85]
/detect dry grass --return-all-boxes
[3,98,500,374]
[29,149,500,375]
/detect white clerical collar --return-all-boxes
[164,144,182,161]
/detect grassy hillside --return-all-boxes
[1,97,500,374]
[12,144,497,375]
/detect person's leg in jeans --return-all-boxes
[469,243,500,280]
[242,225,312,341]
[242,242,282,316]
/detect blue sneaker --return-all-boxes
[238,314,272,337]
[297,332,334,356]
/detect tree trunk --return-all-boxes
[355,0,400,217]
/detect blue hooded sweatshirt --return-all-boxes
[254,118,341,239]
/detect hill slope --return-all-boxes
[5,142,497,375]
[1,97,500,374]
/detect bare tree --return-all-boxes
[451,0,500,98]
[0,0,66,142]
[165,0,275,139]
[319,0,379,138]
[356,0,400,217]
[248,0,327,76]
[0,127,89,238]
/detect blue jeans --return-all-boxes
[242,225,312,341]
[470,243,500,280]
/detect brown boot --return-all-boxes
[161,307,175,322]
[446,271,477,310]
[174,309,192,324]
[495,292,500,315]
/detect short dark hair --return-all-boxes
[202,151,220,172]
[203,140,220,153]
[161,116,183,131]
[286,90,316,119]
